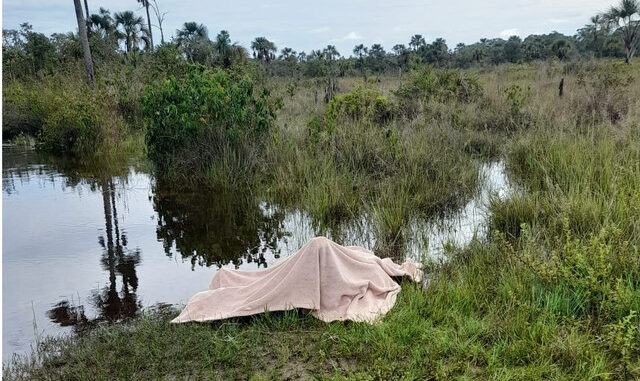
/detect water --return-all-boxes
[2,145,513,360]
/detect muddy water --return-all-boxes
[2,145,513,360]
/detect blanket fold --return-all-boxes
[172,236,422,323]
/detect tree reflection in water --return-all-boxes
[48,177,141,331]
[153,184,288,269]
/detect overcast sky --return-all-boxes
[2,0,614,56]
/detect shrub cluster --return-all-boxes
[395,67,483,117]
[325,84,395,130]
[2,77,125,156]
[142,65,280,179]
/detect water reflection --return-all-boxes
[153,185,289,269]
[48,177,142,331]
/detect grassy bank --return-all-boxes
[4,60,640,379]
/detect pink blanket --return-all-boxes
[172,237,423,323]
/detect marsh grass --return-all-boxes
[4,60,640,379]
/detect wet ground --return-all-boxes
[2,145,513,360]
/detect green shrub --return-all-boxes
[2,77,124,156]
[395,67,482,117]
[142,65,280,179]
[38,93,102,154]
[325,84,394,131]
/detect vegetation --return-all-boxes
[2,0,640,379]
[142,65,279,180]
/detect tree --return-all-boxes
[176,21,208,42]
[149,0,167,44]
[137,0,154,50]
[88,7,115,38]
[322,45,340,62]
[551,39,572,60]
[504,35,522,63]
[522,35,548,61]
[51,32,82,62]
[215,30,234,68]
[367,43,386,73]
[392,43,410,69]
[591,15,606,57]
[409,34,426,51]
[429,38,448,66]
[114,10,150,53]
[472,46,484,64]
[603,0,640,63]
[176,22,210,63]
[353,43,367,74]
[279,47,297,61]
[73,0,95,87]
[251,37,277,62]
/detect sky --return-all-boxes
[2,0,614,57]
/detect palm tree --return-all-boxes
[136,0,154,50]
[215,30,234,67]
[603,0,640,63]
[590,15,604,57]
[228,44,248,66]
[279,47,295,60]
[323,44,340,62]
[114,10,149,53]
[88,7,115,37]
[73,0,94,87]
[472,47,483,64]
[308,49,324,60]
[392,44,409,70]
[353,44,367,74]
[409,34,426,51]
[176,21,208,42]
[251,37,277,62]
[176,22,209,63]
[551,39,571,61]
[431,38,448,66]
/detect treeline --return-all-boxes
[3,0,640,80]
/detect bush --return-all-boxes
[574,61,635,124]
[325,84,395,132]
[142,65,280,179]
[2,77,125,156]
[38,93,102,154]
[395,67,482,117]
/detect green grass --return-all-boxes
[4,60,640,379]
[3,241,629,380]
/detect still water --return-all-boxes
[2,145,512,360]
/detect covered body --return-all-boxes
[172,237,422,323]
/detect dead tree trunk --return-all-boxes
[558,77,564,97]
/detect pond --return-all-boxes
[2,145,513,360]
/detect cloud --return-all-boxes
[549,18,568,24]
[309,26,330,33]
[331,32,362,42]
[499,28,519,38]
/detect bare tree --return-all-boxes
[73,0,94,87]
[149,0,167,44]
